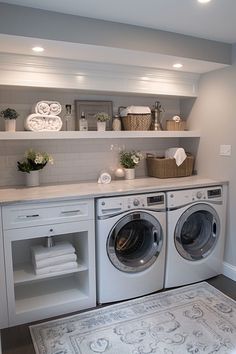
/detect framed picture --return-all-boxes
[75,100,113,131]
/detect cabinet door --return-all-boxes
[0,212,8,328]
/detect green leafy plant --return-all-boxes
[120,150,143,169]
[95,112,110,122]
[17,149,53,173]
[0,108,19,120]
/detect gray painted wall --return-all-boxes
[182,47,236,267]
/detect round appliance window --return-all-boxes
[107,211,163,273]
[174,203,220,261]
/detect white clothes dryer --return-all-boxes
[165,186,226,288]
[96,192,166,304]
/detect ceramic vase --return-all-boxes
[124,168,135,180]
[97,121,106,131]
[26,170,40,187]
[5,119,16,132]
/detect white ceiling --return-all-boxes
[1,0,236,43]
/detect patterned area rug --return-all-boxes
[30,282,236,354]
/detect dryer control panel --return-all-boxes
[96,192,165,217]
[167,186,222,208]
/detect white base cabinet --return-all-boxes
[0,211,8,329]
[2,199,96,326]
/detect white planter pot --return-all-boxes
[5,119,16,132]
[97,121,106,131]
[124,168,135,180]
[25,170,40,187]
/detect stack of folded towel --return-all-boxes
[31,241,78,275]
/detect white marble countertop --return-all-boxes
[0,176,228,205]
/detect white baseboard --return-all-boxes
[223,262,236,281]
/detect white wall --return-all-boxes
[183,46,236,268]
[0,87,182,186]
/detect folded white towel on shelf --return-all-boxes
[120,106,151,117]
[31,241,75,261]
[35,261,78,275]
[25,114,63,131]
[165,147,187,166]
[35,101,62,116]
[33,253,77,269]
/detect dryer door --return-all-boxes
[174,203,220,261]
[107,211,163,273]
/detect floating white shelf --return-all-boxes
[0,130,200,140]
[14,262,88,285]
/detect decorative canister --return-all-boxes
[112,116,121,131]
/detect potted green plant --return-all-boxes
[120,150,143,179]
[94,112,110,131]
[0,108,19,132]
[17,149,53,187]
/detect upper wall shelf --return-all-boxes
[0,131,200,140]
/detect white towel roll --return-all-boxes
[165,147,187,166]
[25,113,63,131]
[35,101,62,116]
[35,102,50,115]
[98,172,112,184]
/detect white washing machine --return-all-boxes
[165,186,226,288]
[96,192,166,304]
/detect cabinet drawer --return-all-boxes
[2,199,94,229]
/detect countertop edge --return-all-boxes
[0,177,228,206]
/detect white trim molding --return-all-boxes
[223,261,236,281]
[0,53,199,97]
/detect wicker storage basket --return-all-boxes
[166,120,186,131]
[122,114,152,131]
[146,153,194,178]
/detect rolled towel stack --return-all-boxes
[31,241,78,275]
[25,100,63,131]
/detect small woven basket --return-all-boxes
[146,153,194,178]
[122,113,152,131]
[166,120,186,131]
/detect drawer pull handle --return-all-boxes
[61,210,80,215]
[18,214,40,219]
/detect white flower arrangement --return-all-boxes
[94,112,111,122]
[17,149,53,173]
[120,150,143,169]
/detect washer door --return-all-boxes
[107,211,163,273]
[175,203,220,261]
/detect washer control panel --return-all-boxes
[97,192,165,217]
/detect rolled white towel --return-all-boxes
[31,241,75,261]
[120,106,151,117]
[35,261,78,275]
[49,102,62,116]
[165,147,187,166]
[35,101,62,116]
[97,172,112,184]
[25,113,63,131]
[35,101,50,115]
[33,253,77,269]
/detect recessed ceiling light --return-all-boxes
[32,46,44,52]
[198,0,212,3]
[173,63,183,69]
